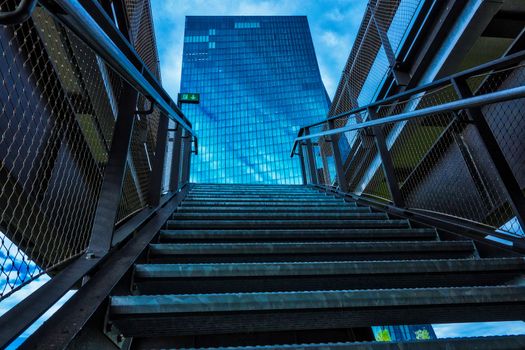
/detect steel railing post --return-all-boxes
[87,83,138,255]
[304,128,319,185]
[452,77,525,230]
[148,113,169,206]
[169,123,183,191]
[180,130,192,185]
[297,145,308,185]
[368,107,405,207]
[328,119,349,192]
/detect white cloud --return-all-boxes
[321,31,341,47]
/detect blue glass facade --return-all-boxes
[180,16,330,184]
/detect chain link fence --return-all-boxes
[0,0,182,300]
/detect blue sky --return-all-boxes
[150,0,368,99]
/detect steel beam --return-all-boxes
[368,107,404,207]
[328,120,349,192]
[304,128,319,184]
[180,130,192,185]
[87,83,138,256]
[0,255,99,348]
[297,146,308,185]
[148,113,169,206]
[169,124,183,191]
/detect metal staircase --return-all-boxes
[106,184,525,349]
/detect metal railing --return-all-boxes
[292,52,525,248]
[0,0,196,345]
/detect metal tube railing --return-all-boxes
[299,50,525,136]
[291,84,525,151]
[44,0,195,136]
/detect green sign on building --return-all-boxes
[178,93,200,104]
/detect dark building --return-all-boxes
[180,16,330,184]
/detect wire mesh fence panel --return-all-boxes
[469,65,525,194]
[116,104,162,222]
[0,7,126,299]
[124,0,161,80]
[329,0,423,117]
[378,65,525,237]
[306,56,524,236]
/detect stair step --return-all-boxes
[147,241,476,262]
[137,258,521,278]
[133,258,524,294]
[172,335,525,350]
[181,201,353,208]
[158,228,438,242]
[189,190,317,195]
[166,219,409,230]
[192,183,310,189]
[175,206,370,214]
[170,212,387,221]
[187,193,330,198]
[182,197,344,203]
[110,286,525,337]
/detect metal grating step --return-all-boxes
[170,212,388,221]
[172,335,525,350]
[182,197,345,203]
[158,228,439,242]
[166,219,410,230]
[147,241,477,263]
[109,286,525,337]
[132,258,525,294]
[180,201,354,208]
[175,206,370,214]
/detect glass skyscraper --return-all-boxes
[180,16,330,184]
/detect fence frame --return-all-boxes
[292,51,525,252]
[0,0,197,347]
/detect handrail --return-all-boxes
[291,83,525,158]
[293,49,525,150]
[0,0,37,25]
[41,0,196,136]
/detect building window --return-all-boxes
[234,22,260,29]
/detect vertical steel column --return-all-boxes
[304,127,319,184]
[297,145,308,185]
[328,119,349,192]
[169,123,183,191]
[148,113,169,206]
[180,130,192,185]
[87,83,138,256]
[368,107,405,207]
[452,77,525,230]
